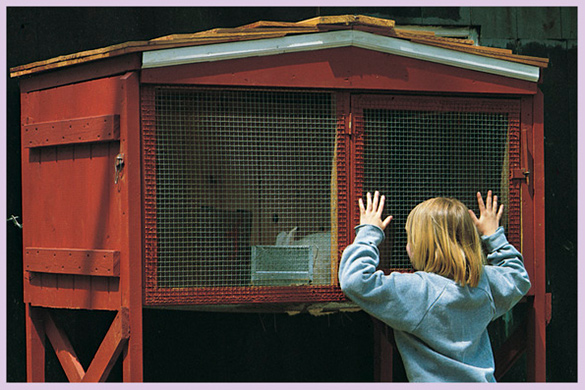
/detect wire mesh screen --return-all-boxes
[359,100,517,270]
[151,88,337,289]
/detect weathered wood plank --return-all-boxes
[151,27,317,41]
[408,38,549,67]
[296,14,396,28]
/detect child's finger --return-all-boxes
[497,204,505,221]
[359,198,365,215]
[486,190,493,212]
[372,191,380,212]
[377,194,386,216]
[476,192,486,214]
[366,192,372,211]
[381,215,393,230]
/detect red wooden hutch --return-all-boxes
[11,15,550,382]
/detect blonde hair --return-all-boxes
[405,197,485,287]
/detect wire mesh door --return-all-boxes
[352,95,522,272]
[143,87,346,305]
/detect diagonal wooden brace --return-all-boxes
[43,310,85,382]
[43,308,130,382]
[83,308,130,382]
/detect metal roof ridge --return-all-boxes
[142,29,542,82]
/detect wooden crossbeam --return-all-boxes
[43,308,130,382]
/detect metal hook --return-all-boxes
[114,153,125,184]
[7,215,22,229]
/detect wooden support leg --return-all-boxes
[526,295,547,382]
[494,317,527,380]
[25,304,46,382]
[372,317,394,382]
[121,305,142,382]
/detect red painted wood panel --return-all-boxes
[22,142,120,250]
[142,47,538,95]
[25,276,120,310]
[21,76,124,311]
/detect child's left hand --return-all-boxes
[359,191,393,231]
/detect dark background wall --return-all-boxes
[6,7,577,382]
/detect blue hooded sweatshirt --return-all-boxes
[339,224,531,382]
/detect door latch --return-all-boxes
[510,168,530,185]
[114,153,125,184]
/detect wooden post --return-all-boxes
[526,89,547,382]
[25,304,46,382]
[372,317,394,382]
[119,71,143,381]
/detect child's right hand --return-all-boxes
[468,190,504,237]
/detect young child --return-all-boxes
[338,190,531,382]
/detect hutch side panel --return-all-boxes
[21,76,125,310]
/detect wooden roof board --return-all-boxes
[394,28,477,46]
[239,20,311,29]
[10,14,548,78]
[409,39,549,68]
[295,14,396,29]
[150,27,320,41]
[10,34,293,78]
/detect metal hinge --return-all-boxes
[346,112,353,135]
[546,292,552,326]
